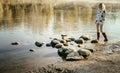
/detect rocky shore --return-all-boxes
[25,35,120,73]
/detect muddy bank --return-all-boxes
[26,41,120,73]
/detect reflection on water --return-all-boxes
[0,3,120,73]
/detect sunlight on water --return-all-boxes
[0,1,120,73]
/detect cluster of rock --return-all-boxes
[11,34,98,60]
[34,35,95,60]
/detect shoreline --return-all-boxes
[26,41,120,73]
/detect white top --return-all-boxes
[96,9,106,24]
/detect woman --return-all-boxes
[95,3,108,42]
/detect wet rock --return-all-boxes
[57,47,73,59]
[11,42,20,45]
[55,67,62,71]
[60,40,66,44]
[35,41,44,47]
[77,44,84,48]
[70,43,74,45]
[29,49,36,52]
[55,43,64,49]
[66,38,72,42]
[112,44,120,49]
[50,39,61,47]
[91,40,98,43]
[49,37,52,39]
[77,49,91,58]
[46,43,51,47]
[86,48,94,53]
[74,38,84,44]
[80,35,92,41]
[106,44,120,53]
[66,51,84,60]
[53,38,60,41]
[63,43,69,46]
[69,37,75,41]
[61,34,67,40]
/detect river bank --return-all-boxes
[26,41,120,73]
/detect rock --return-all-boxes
[112,44,120,49]
[66,38,72,42]
[61,34,67,40]
[66,51,84,60]
[63,43,68,46]
[69,37,75,41]
[53,38,60,41]
[77,49,91,58]
[86,48,94,53]
[55,67,62,71]
[70,43,74,45]
[35,41,44,47]
[74,38,84,44]
[60,40,66,44]
[49,37,52,39]
[55,43,64,49]
[57,47,73,59]
[11,42,20,45]
[77,44,84,48]
[29,49,36,52]
[46,43,51,47]
[50,39,60,47]
[80,35,92,41]
[91,40,98,43]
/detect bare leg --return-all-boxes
[96,23,100,32]
[100,24,103,33]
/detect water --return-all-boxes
[0,2,120,73]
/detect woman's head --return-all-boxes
[99,3,105,10]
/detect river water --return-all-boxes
[0,2,120,73]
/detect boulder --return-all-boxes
[66,51,84,60]
[50,39,60,47]
[80,35,92,41]
[74,38,84,44]
[77,49,91,58]
[57,47,73,59]
[11,42,20,45]
[55,43,64,49]
[35,41,44,47]
[91,40,98,43]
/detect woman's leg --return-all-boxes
[100,24,103,32]
[96,23,100,40]
[100,24,108,41]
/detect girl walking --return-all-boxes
[96,3,108,42]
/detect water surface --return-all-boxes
[0,3,120,73]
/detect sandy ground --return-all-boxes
[26,41,120,73]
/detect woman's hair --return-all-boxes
[99,3,106,10]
